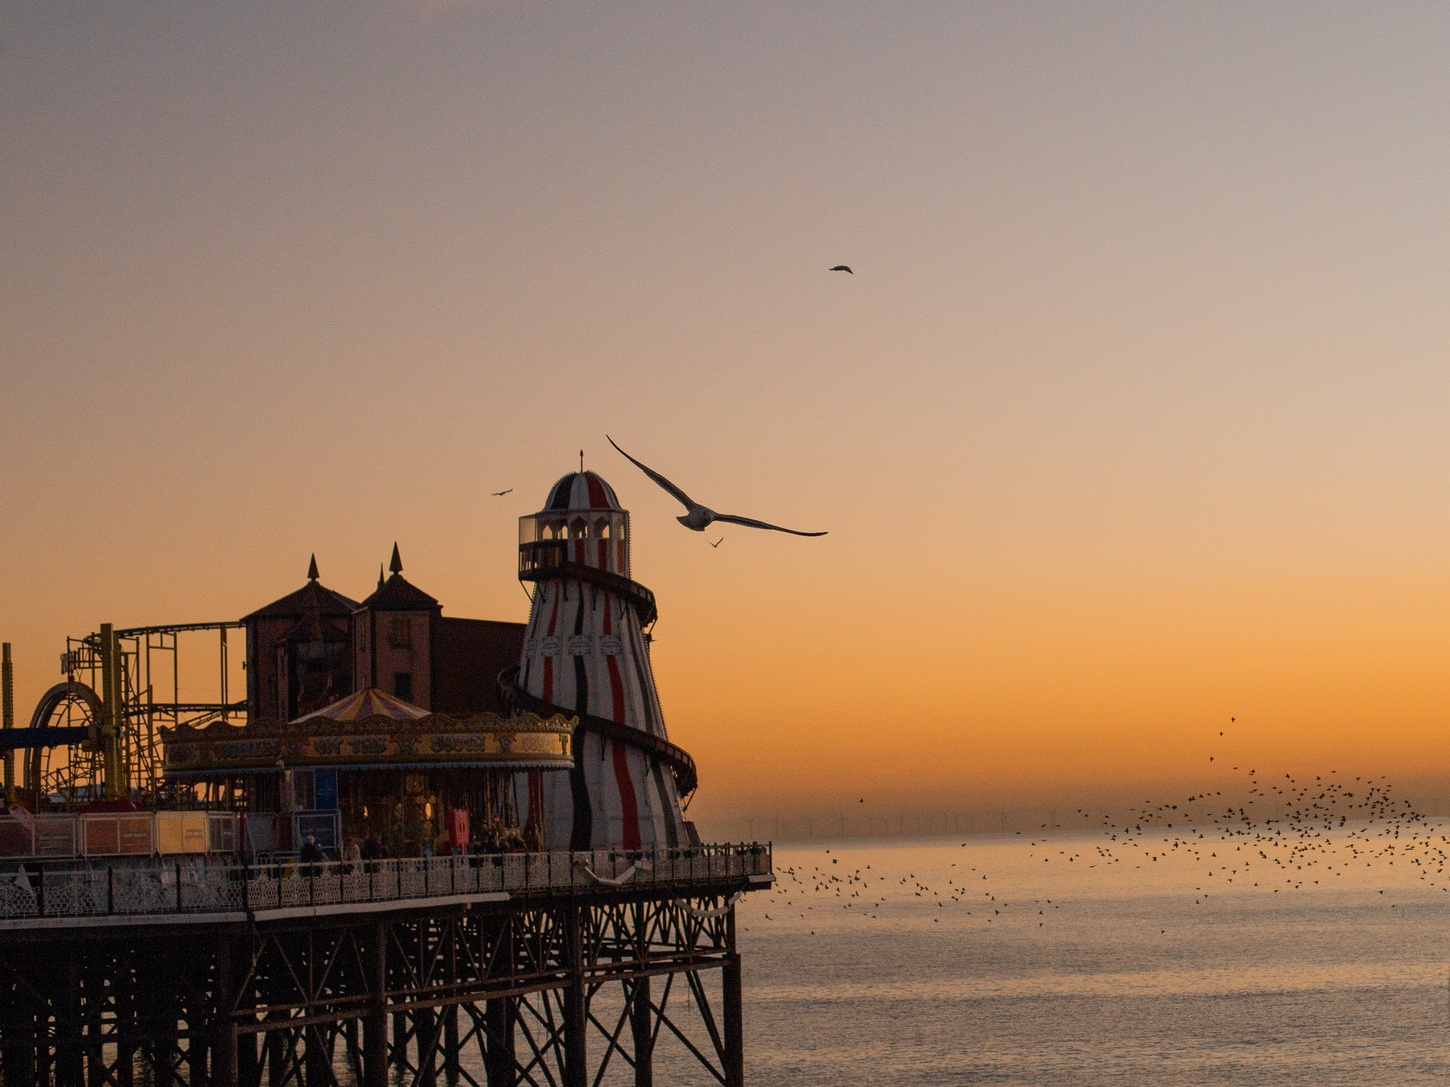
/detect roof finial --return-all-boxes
[307,554,319,581]
[580,449,584,472]
[389,542,403,575]
[377,563,385,591]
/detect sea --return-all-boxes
[301,825,1448,1086]
[722,830,1450,1086]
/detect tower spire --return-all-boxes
[377,563,385,591]
[389,543,403,575]
[307,554,319,581]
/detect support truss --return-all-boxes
[0,889,747,1087]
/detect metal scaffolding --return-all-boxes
[14,621,245,803]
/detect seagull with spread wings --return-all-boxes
[607,436,827,537]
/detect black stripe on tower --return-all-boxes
[651,760,680,847]
[548,474,581,511]
[570,633,593,850]
[628,628,660,735]
[569,732,592,851]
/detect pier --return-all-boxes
[0,843,770,1085]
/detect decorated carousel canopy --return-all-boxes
[295,687,430,725]
[161,688,575,778]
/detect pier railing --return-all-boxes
[0,842,771,922]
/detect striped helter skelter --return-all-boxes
[513,471,687,851]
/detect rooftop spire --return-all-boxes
[307,554,319,581]
[389,542,403,575]
[377,563,385,591]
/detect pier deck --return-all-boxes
[0,843,770,1086]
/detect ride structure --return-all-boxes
[2,621,243,804]
[505,471,694,852]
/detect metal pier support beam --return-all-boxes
[212,938,239,1087]
[443,1004,460,1087]
[723,910,744,1087]
[632,901,653,1087]
[365,919,389,1087]
[563,906,587,1087]
[484,996,516,1087]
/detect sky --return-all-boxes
[3,2,1449,825]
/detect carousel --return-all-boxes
[161,688,574,858]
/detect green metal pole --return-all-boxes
[2,642,13,798]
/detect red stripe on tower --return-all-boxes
[606,655,626,725]
[585,473,607,508]
[611,743,642,849]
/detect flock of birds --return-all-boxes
[752,853,1065,936]
[745,720,1448,935]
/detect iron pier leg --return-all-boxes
[264,1011,287,1087]
[4,964,37,1087]
[393,1003,407,1072]
[723,907,744,1087]
[632,902,653,1087]
[364,919,389,1087]
[631,977,653,1087]
[304,1023,329,1087]
[239,1026,259,1087]
[484,996,516,1087]
[443,1003,460,1087]
[115,948,136,1087]
[563,906,587,1087]
[85,959,106,1087]
[213,938,239,1087]
[58,948,84,1086]
[484,914,517,1087]
[417,1005,438,1087]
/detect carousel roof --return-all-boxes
[293,687,430,725]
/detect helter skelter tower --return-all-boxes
[502,469,697,851]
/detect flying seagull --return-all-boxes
[607,436,827,537]
[491,488,513,497]
[709,537,723,548]
[829,265,853,274]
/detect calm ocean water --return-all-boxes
[728,832,1450,1086]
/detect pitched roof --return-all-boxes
[360,572,440,613]
[243,578,359,622]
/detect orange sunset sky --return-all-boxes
[3,4,1450,826]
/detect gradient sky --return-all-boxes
[3,3,1450,822]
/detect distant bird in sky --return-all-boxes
[709,537,723,548]
[829,265,853,274]
[491,488,513,497]
[607,436,828,537]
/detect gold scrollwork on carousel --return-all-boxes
[161,712,576,774]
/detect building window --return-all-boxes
[394,671,413,701]
[389,618,411,646]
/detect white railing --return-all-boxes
[0,843,772,922]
